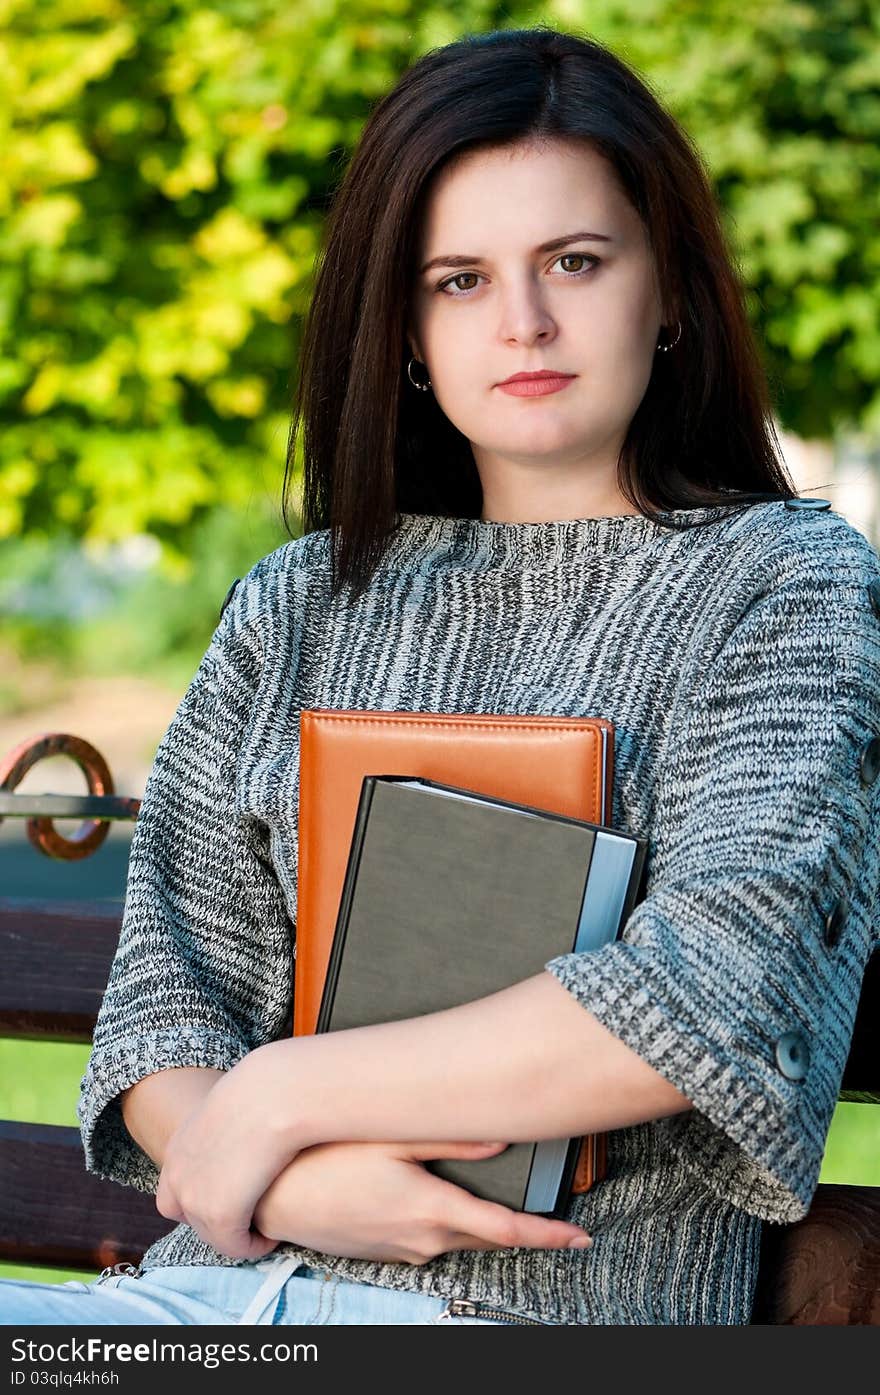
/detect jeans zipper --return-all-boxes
[96,1263,142,1285]
[437,1298,549,1326]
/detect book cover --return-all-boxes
[317,775,648,1215]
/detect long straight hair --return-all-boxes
[284,25,796,602]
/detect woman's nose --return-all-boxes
[497,285,557,346]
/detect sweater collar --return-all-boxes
[384,503,761,570]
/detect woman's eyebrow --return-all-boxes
[419,230,614,275]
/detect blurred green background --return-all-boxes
[4,0,880,691]
[2,0,878,1287]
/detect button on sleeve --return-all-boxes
[774,1032,810,1081]
[859,735,880,786]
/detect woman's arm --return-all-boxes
[130,973,677,1178]
[231,968,693,1154]
[155,970,691,1254]
[126,1066,594,1261]
[120,1067,224,1168]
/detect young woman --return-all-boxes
[4,26,878,1328]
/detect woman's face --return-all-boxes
[407,137,667,515]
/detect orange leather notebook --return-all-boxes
[294,709,615,1195]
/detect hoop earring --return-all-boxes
[407,356,432,391]
[656,321,682,353]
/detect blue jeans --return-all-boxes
[0,1255,534,1325]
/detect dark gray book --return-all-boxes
[316,775,648,1217]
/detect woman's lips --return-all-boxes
[496,375,576,397]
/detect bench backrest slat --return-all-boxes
[0,1121,174,1271]
[0,901,124,1043]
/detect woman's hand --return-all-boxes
[155,1049,297,1260]
[152,1039,596,1263]
[252,1139,593,1265]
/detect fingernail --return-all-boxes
[567,1235,593,1249]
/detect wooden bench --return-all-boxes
[1,735,879,1322]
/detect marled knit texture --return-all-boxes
[77,499,880,1325]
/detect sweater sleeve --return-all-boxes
[543,522,880,1223]
[76,560,297,1194]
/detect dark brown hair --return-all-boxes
[283,25,796,602]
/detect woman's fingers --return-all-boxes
[399,1141,592,1252]
[245,1139,593,1266]
[181,1208,280,1261]
[154,1170,185,1224]
[158,1161,281,1259]
[178,1208,279,1260]
[441,1185,592,1252]
[163,1137,590,1264]
[402,1139,509,1161]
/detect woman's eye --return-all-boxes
[438,271,481,295]
[436,254,599,297]
[556,253,598,275]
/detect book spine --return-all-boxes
[315,775,377,1034]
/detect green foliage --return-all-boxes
[70,499,291,684]
[570,0,880,438]
[1,498,290,690]
[1,0,878,565]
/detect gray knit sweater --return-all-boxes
[78,499,880,1325]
